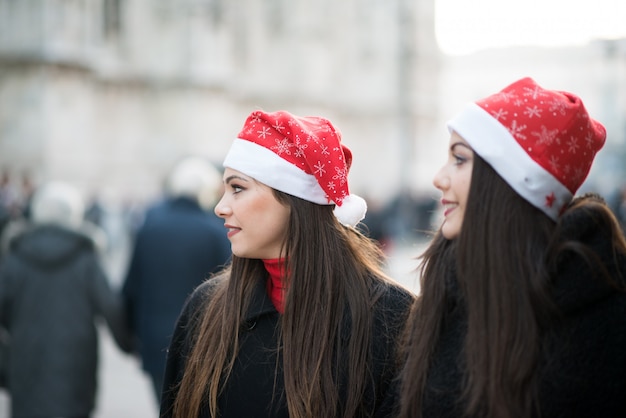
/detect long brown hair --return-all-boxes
[400,155,626,418]
[172,189,406,418]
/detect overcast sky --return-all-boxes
[435,0,626,55]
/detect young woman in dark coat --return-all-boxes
[399,77,626,418]
[160,110,415,418]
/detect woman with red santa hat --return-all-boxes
[160,110,415,418]
[399,77,626,418]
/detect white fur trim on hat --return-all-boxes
[224,139,368,227]
[224,138,329,205]
[447,103,572,221]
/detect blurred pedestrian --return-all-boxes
[399,77,626,418]
[84,194,105,229]
[0,170,18,249]
[160,110,415,418]
[122,156,231,403]
[15,172,35,221]
[0,181,133,418]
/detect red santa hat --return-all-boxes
[447,77,606,220]
[223,110,367,227]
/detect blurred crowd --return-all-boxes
[1,158,626,416]
[0,157,231,417]
[0,170,36,242]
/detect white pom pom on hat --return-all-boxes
[333,194,367,227]
[223,110,367,227]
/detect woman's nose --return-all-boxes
[214,195,230,218]
[432,166,449,191]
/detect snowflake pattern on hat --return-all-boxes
[239,110,350,205]
[476,79,605,196]
[223,110,367,226]
[447,77,606,220]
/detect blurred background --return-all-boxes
[1,0,625,416]
[1,0,625,244]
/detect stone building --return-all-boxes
[0,0,441,208]
[1,1,624,218]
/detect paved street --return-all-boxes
[0,239,426,418]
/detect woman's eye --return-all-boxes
[231,184,244,193]
[453,154,466,165]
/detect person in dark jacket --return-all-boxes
[399,77,626,418]
[0,181,133,418]
[160,110,416,418]
[122,156,231,402]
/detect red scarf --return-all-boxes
[263,258,288,314]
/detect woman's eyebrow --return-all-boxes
[224,175,249,184]
[450,142,472,152]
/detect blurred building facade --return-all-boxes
[0,0,624,211]
[0,0,441,207]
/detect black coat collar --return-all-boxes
[242,276,279,327]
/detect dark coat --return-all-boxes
[422,208,626,418]
[0,224,133,418]
[160,276,414,418]
[122,197,231,380]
